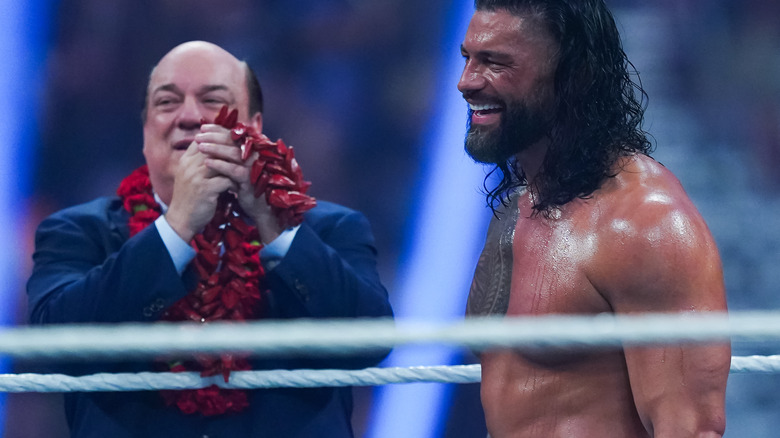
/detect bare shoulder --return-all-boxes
[598,154,708,244]
[587,154,725,312]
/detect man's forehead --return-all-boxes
[149,43,244,88]
[465,10,557,59]
[479,8,555,37]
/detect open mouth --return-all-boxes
[173,139,194,151]
[469,102,503,124]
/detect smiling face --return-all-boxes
[142,41,262,204]
[458,9,557,164]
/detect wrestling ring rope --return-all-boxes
[1,311,779,393]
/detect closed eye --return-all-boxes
[153,95,181,109]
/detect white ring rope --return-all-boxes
[1,312,779,393]
[1,356,779,393]
[0,365,481,393]
[2,312,780,360]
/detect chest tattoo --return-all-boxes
[467,193,520,316]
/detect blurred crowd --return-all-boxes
[9,0,780,436]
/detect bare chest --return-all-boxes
[507,212,610,316]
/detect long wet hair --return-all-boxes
[475,0,652,215]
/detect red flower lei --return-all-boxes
[116,106,315,416]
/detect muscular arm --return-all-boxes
[594,194,730,437]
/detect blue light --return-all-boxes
[0,0,53,433]
[367,2,490,437]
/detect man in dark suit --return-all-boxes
[27,40,393,438]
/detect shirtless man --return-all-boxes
[459,1,730,437]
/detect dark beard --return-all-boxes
[465,100,550,164]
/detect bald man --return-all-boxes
[28,41,393,438]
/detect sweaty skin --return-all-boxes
[471,155,730,438]
[460,8,728,437]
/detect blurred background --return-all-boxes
[2,0,780,436]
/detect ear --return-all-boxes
[249,112,263,133]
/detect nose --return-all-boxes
[176,96,203,130]
[457,60,486,95]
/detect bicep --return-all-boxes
[596,210,729,435]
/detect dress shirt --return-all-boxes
[152,193,298,274]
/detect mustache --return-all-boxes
[462,90,505,106]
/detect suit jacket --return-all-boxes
[27,196,394,438]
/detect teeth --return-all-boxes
[469,103,502,111]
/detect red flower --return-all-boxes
[117,166,151,197]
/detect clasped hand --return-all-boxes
[166,124,282,243]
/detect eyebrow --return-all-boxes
[151,83,181,96]
[151,84,232,96]
[460,45,513,62]
[198,85,231,95]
